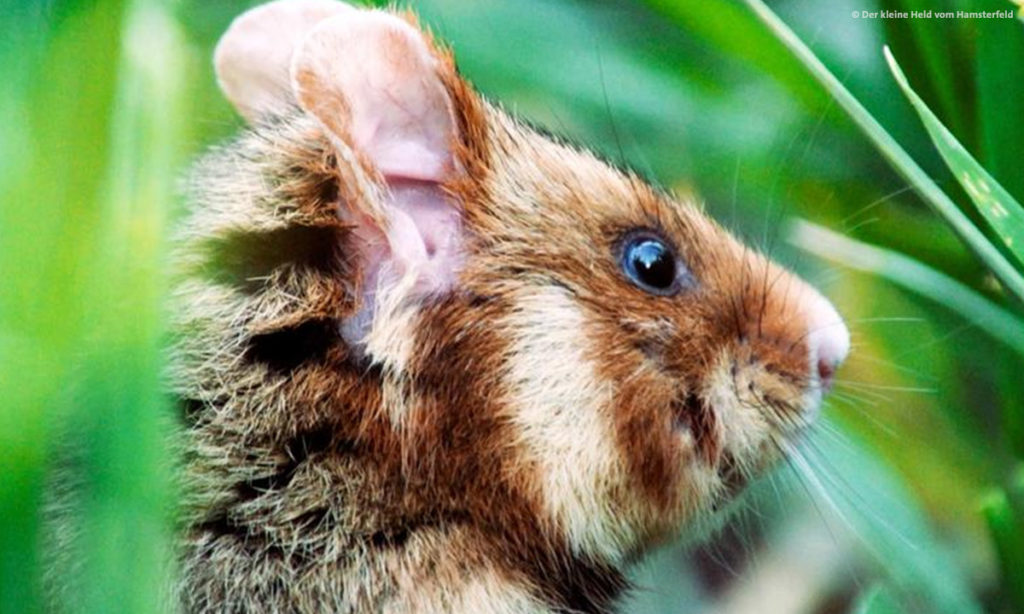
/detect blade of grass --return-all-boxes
[789,219,1024,356]
[885,46,1024,272]
[806,421,984,614]
[741,0,1024,301]
[972,0,1024,203]
[980,488,1024,610]
[639,0,825,109]
[888,0,966,140]
[852,584,903,614]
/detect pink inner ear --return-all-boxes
[291,11,457,183]
[383,179,463,293]
[339,179,463,347]
[289,10,466,348]
[349,73,455,182]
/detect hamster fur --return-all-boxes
[170,1,851,612]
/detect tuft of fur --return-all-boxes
[168,3,848,613]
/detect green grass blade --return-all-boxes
[885,46,1024,272]
[789,219,1024,356]
[741,0,1024,301]
[852,585,903,614]
[637,0,825,109]
[980,488,1024,610]
[889,0,967,140]
[972,0,1024,203]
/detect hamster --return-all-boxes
[169,1,850,612]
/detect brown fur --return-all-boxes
[167,4,846,612]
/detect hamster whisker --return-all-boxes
[756,256,789,339]
[842,216,881,235]
[892,321,975,358]
[827,389,882,409]
[830,383,894,404]
[839,317,929,325]
[811,267,846,290]
[825,398,900,440]
[806,420,863,456]
[845,351,934,381]
[797,432,918,553]
[697,529,745,584]
[786,318,849,355]
[729,156,741,229]
[772,436,851,557]
[761,105,821,259]
[779,436,898,584]
[839,184,914,231]
[796,432,862,504]
[833,380,936,395]
[824,391,888,416]
[748,390,805,434]
[765,466,787,511]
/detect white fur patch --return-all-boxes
[442,569,549,614]
[500,287,636,563]
[359,270,422,427]
[704,348,772,468]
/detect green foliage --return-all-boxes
[0,0,182,612]
[885,47,1024,275]
[854,585,904,614]
[980,481,1024,612]
[739,0,1024,298]
[736,1,1024,611]
[2,0,1022,612]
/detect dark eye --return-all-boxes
[619,233,685,296]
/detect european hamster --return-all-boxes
[170,1,850,611]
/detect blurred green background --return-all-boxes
[2,0,1023,612]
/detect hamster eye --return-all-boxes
[619,232,684,296]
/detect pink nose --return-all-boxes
[805,294,850,392]
[817,357,837,392]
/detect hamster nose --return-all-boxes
[805,294,850,392]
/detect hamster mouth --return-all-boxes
[672,393,718,464]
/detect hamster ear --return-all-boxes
[289,9,466,348]
[290,10,457,183]
[214,0,354,122]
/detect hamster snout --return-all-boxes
[806,293,850,392]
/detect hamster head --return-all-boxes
[210,0,849,573]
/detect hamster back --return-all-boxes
[170,1,850,612]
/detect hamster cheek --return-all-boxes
[702,348,777,473]
[498,286,647,563]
